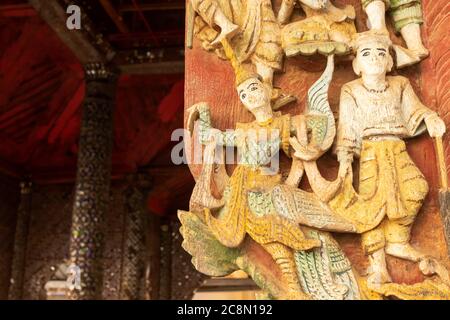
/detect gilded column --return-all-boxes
[68,63,118,300]
[8,181,32,300]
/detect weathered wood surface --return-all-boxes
[185,0,450,285]
[421,0,450,257]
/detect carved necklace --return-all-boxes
[363,82,389,94]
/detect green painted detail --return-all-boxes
[178,210,241,277]
[306,116,328,146]
[247,191,276,217]
[294,230,358,300]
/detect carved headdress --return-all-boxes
[351,30,393,53]
[220,39,260,86]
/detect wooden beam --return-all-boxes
[98,0,130,34]
[28,0,112,64]
[119,61,184,75]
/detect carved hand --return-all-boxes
[289,136,322,161]
[186,102,208,136]
[425,113,446,138]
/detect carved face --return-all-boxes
[355,42,392,76]
[237,78,270,112]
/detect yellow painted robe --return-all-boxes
[329,76,435,234]
[201,113,321,250]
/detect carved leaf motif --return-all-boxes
[178,210,240,277]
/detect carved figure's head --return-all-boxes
[220,38,272,115]
[237,76,271,112]
[352,32,393,76]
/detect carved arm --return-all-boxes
[187,102,238,146]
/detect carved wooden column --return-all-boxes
[8,181,32,300]
[119,182,147,300]
[68,63,118,300]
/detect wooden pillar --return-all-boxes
[68,63,118,300]
[8,181,32,300]
[119,183,147,300]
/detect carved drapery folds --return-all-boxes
[68,63,118,300]
[8,181,32,300]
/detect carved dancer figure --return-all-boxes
[362,0,429,67]
[278,0,357,56]
[324,32,445,288]
[190,0,295,108]
[184,40,364,299]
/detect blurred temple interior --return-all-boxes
[0,0,257,300]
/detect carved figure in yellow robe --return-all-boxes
[191,0,294,108]
[187,79,322,299]
[327,32,446,287]
[277,0,357,56]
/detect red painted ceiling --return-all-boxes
[0,2,186,183]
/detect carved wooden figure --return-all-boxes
[278,0,357,56]
[182,1,450,300]
[290,31,450,298]
[180,40,366,299]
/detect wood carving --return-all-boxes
[181,0,450,300]
[278,0,357,57]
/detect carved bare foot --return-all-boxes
[393,45,421,69]
[419,256,450,285]
[366,249,392,291]
[401,23,429,60]
[385,243,425,262]
[367,270,392,291]
[411,46,429,60]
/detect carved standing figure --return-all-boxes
[182,40,364,299]
[286,31,450,299]
[315,31,446,291]
[362,0,429,67]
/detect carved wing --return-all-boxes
[305,54,336,152]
